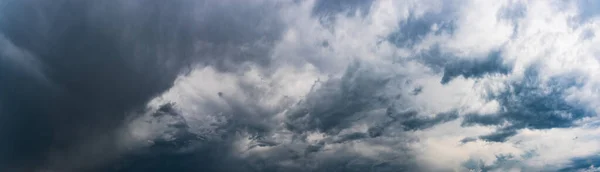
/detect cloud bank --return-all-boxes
[1,0,600,171]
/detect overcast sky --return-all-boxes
[1,0,600,171]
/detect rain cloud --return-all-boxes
[1,0,600,171]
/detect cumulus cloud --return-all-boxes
[1,0,600,171]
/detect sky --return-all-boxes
[0,0,600,171]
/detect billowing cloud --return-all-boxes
[1,0,600,171]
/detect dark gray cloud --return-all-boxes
[88,103,234,172]
[477,128,518,142]
[285,62,394,134]
[102,61,456,172]
[462,67,594,142]
[285,62,458,136]
[559,154,600,172]
[2,0,598,171]
[387,8,458,48]
[96,99,423,172]
[0,0,283,170]
[401,111,459,131]
[102,58,460,172]
[2,0,429,171]
[275,61,459,171]
[414,47,512,84]
[439,51,510,84]
[387,3,516,85]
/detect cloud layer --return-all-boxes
[1,0,600,171]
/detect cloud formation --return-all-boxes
[1,0,600,171]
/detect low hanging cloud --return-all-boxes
[1,0,600,171]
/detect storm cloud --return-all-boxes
[0,0,282,170]
[1,0,600,172]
